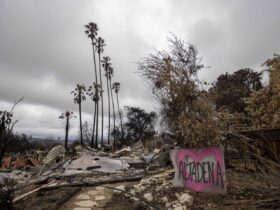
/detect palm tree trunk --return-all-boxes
[95,91,99,149]
[0,134,8,166]
[91,40,98,148]
[91,41,98,85]
[65,116,69,150]
[98,53,104,147]
[116,92,124,144]
[91,102,96,148]
[109,79,116,150]
[79,92,84,146]
[106,77,111,145]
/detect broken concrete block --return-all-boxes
[165,202,171,208]
[161,196,168,203]
[179,193,193,206]
[144,193,153,201]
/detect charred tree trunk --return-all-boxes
[78,92,84,146]
[109,79,116,150]
[65,116,69,150]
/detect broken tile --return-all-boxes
[75,200,96,207]
[86,190,99,196]
[76,194,90,200]
[94,195,106,201]
[73,208,91,210]
[95,186,105,191]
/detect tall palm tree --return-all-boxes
[84,22,98,83]
[108,66,116,150]
[112,82,124,144]
[96,37,106,147]
[59,111,75,150]
[71,84,86,146]
[102,56,112,145]
[87,83,100,148]
[84,22,99,148]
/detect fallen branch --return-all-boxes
[40,176,143,191]
[13,181,55,203]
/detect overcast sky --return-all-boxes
[0,0,279,139]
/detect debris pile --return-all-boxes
[1,135,280,210]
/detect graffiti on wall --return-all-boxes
[170,147,226,194]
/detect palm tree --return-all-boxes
[112,82,124,144]
[71,84,86,146]
[59,111,75,150]
[96,37,106,147]
[102,56,112,145]
[84,22,99,148]
[87,83,101,148]
[84,22,98,84]
[108,66,116,150]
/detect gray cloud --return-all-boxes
[0,0,279,138]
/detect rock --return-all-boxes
[161,196,168,203]
[133,184,141,192]
[129,189,136,195]
[144,193,153,201]
[76,194,90,200]
[75,200,97,207]
[175,192,181,199]
[140,185,147,191]
[155,186,162,191]
[179,193,193,206]
[165,202,171,208]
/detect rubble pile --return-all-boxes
[127,173,194,210]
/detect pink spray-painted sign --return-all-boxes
[170,147,226,194]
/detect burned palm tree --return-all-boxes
[59,111,75,150]
[96,37,106,147]
[108,66,116,150]
[87,83,101,148]
[84,22,99,148]
[84,22,99,84]
[71,84,86,145]
[102,56,112,145]
[113,82,124,144]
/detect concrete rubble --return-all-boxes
[0,141,193,210]
[1,138,280,210]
